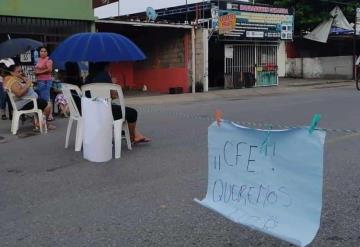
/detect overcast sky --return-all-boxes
[94,0,249,19]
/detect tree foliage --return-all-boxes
[256,0,360,33]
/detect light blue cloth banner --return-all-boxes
[195,121,326,247]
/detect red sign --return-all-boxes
[219,14,237,34]
[93,0,118,8]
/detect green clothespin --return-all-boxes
[309,114,321,134]
[260,125,272,153]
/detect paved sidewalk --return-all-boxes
[125,78,353,106]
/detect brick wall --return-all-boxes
[136,29,187,69]
[110,28,192,93]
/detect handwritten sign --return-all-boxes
[195,121,326,247]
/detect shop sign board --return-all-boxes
[246,31,264,38]
[219,14,237,34]
[356,8,360,36]
[20,51,32,63]
[225,45,233,59]
[219,4,293,40]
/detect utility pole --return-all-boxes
[185,0,188,24]
[354,8,359,80]
[117,0,120,17]
[353,13,356,80]
[202,0,205,21]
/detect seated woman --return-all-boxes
[67,62,150,144]
[3,64,55,130]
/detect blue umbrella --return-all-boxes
[0,38,43,59]
[50,32,146,62]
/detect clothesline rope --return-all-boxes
[137,107,359,134]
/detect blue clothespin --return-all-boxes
[309,114,321,134]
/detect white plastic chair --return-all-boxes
[6,90,44,135]
[61,83,83,152]
[81,83,132,159]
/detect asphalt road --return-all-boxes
[0,83,359,247]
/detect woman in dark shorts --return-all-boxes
[86,62,150,143]
[3,64,55,130]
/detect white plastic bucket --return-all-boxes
[82,97,113,162]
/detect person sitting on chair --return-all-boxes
[0,61,11,120]
[3,63,55,130]
[69,62,150,144]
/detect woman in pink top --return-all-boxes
[35,46,54,121]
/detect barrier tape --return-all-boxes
[137,107,359,134]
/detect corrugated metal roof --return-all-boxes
[95,19,193,29]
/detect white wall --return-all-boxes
[195,28,209,91]
[285,56,353,79]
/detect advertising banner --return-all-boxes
[219,4,293,40]
[211,6,219,30]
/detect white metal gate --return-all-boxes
[224,43,278,88]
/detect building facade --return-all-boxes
[0,0,94,51]
[121,0,294,90]
[96,20,193,93]
[0,0,95,80]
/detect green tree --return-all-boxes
[256,0,360,34]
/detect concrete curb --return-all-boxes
[285,80,353,87]
[125,79,353,106]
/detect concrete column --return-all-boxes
[203,29,209,92]
[191,26,196,94]
[277,41,286,77]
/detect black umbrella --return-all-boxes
[0,38,43,59]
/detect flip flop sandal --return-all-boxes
[47,124,56,131]
[133,137,151,144]
[33,126,41,132]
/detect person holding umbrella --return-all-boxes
[50,32,149,142]
[34,46,54,121]
[0,38,45,121]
